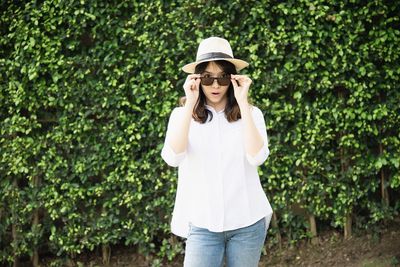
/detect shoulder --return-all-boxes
[170,106,185,116]
[168,106,186,121]
[248,105,267,124]
[171,106,185,115]
[249,105,264,117]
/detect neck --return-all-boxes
[206,99,227,112]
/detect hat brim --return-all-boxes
[182,58,249,73]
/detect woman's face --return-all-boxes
[201,61,230,110]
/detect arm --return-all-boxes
[168,103,195,154]
[169,74,200,153]
[161,74,200,167]
[239,102,264,157]
[161,106,191,167]
[231,75,270,166]
[242,104,270,166]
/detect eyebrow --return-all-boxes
[203,71,225,75]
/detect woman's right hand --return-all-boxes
[183,74,201,107]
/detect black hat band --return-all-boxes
[197,52,233,62]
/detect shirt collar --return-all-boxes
[205,105,225,114]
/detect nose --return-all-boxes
[212,78,219,88]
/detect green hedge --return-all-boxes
[1,0,399,265]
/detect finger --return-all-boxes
[185,77,195,84]
[234,76,252,87]
[185,79,195,90]
[231,78,239,89]
[231,75,244,86]
[185,75,199,84]
[188,74,201,79]
[190,79,197,89]
[232,75,247,81]
[193,78,201,90]
[234,74,250,80]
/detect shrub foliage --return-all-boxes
[1,0,399,264]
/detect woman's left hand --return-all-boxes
[231,74,252,106]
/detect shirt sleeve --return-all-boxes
[161,107,187,167]
[245,106,270,166]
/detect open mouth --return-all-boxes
[212,92,220,95]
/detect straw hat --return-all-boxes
[182,37,249,73]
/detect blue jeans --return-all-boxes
[183,218,267,267]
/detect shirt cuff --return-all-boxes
[161,143,187,167]
[246,142,270,166]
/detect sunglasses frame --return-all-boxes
[200,74,231,86]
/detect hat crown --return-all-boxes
[196,37,233,60]
[182,36,248,73]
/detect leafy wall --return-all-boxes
[1,0,399,265]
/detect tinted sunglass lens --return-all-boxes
[201,77,214,86]
[218,77,231,86]
[200,75,231,86]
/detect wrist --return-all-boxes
[184,101,196,111]
[237,100,250,109]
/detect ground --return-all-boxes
[261,223,400,267]
[40,221,400,267]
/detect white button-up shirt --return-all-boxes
[161,105,273,238]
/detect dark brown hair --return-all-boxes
[179,60,241,123]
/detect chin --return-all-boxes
[208,98,222,104]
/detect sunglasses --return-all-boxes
[200,74,231,86]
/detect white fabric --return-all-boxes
[161,105,273,238]
[196,37,234,59]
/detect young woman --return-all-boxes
[161,37,273,267]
